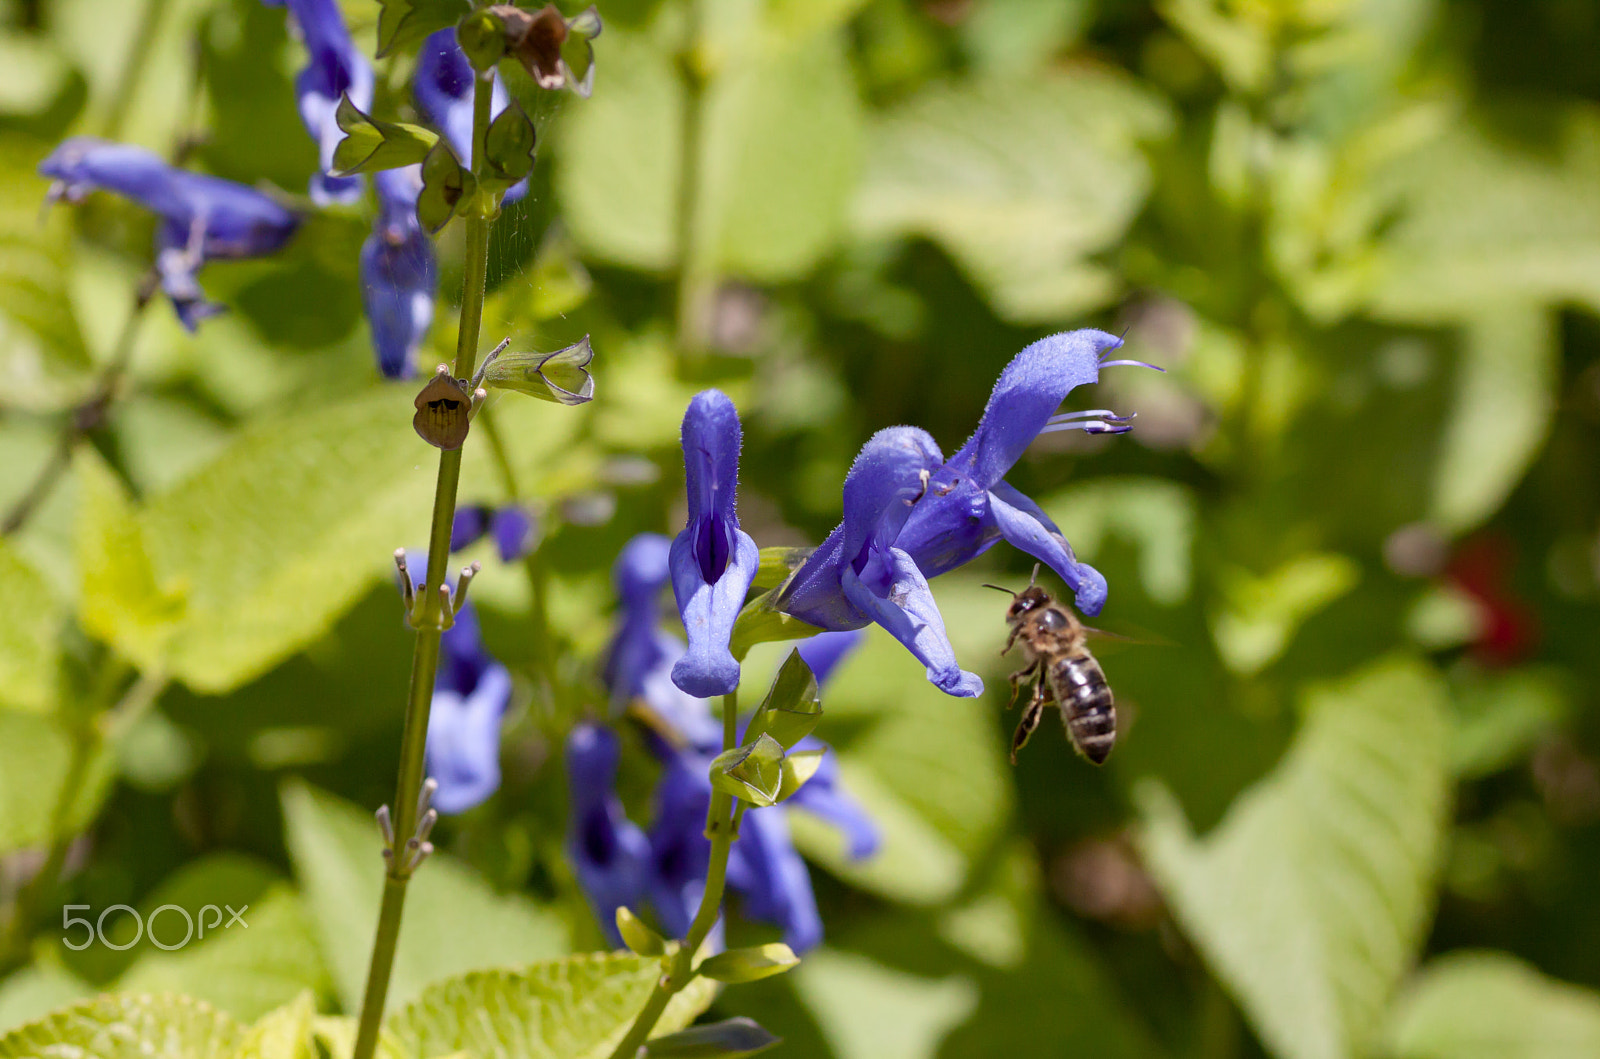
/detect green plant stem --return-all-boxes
[349,71,496,1059]
[674,0,713,354]
[605,689,740,1059]
[101,0,172,140]
[2,281,154,536]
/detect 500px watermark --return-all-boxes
[61,904,248,951]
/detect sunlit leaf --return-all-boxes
[1383,951,1600,1059]
[0,994,243,1059]
[1138,657,1451,1059]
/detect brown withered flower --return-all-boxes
[488,4,601,98]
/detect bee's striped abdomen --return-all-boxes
[1052,654,1116,765]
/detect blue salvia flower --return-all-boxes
[566,723,652,945]
[414,29,529,205]
[778,426,983,697]
[581,539,879,950]
[782,329,1155,693]
[424,601,513,813]
[39,138,299,329]
[895,329,1153,614]
[264,0,373,205]
[669,391,760,698]
[361,166,434,378]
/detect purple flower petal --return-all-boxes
[413,29,528,205]
[278,0,374,204]
[566,724,651,943]
[361,167,435,378]
[451,504,492,553]
[987,480,1107,615]
[944,329,1123,491]
[669,391,758,698]
[841,546,982,697]
[726,806,823,952]
[784,741,879,860]
[491,505,536,562]
[425,663,510,814]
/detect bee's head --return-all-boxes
[1008,585,1051,621]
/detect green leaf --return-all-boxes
[1358,105,1600,323]
[0,710,114,856]
[642,1017,780,1058]
[0,538,60,711]
[116,878,329,1022]
[1449,668,1566,779]
[1209,553,1361,676]
[852,70,1172,322]
[479,336,595,405]
[615,906,666,958]
[229,991,316,1059]
[483,101,537,185]
[790,949,978,1059]
[329,94,439,176]
[0,135,90,374]
[711,733,786,807]
[1382,951,1600,1059]
[1038,478,1198,606]
[138,388,433,694]
[750,547,814,594]
[1137,657,1452,1059]
[279,781,567,1014]
[744,650,821,750]
[0,993,243,1059]
[1430,304,1556,533]
[376,0,470,57]
[381,954,718,1059]
[729,588,823,660]
[558,24,861,281]
[0,966,92,1036]
[696,944,800,985]
[75,450,185,673]
[416,141,476,235]
[697,30,863,281]
[776,749,825,803]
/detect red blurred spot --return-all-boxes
[1445,535,1540,665]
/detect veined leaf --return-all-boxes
[382,954,718,1059]
[0,538,61,711]
[0,993,243,1059]
[330,94,438,176]
[280,781,567,1015]
[1137,657,1451,1059]
[1383,951,1600,1059]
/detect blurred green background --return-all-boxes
[2,0,1600,1056]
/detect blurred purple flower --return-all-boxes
[566,723,651,945]
[361,166,434,378]
[603,533,721,750]
[265,0,373,205]
[669,390,759,698]
[38,137,299,329]
[450,502,539,562]
[795,629,864,687]
[425,602,512,813]
[414,29,528,205]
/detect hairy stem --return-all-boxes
[605,689,740,1059]
[349,71,496,1059]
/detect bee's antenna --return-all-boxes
[981,583,1017,596]
[1028,563,1041,587]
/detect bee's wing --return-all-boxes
[1079,624,1178,651]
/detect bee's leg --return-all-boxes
[1002,625,1022,655]
[1009,680,1052,764]
[1005,659,1039,708]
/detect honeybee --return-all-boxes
[987,568,1116,766]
